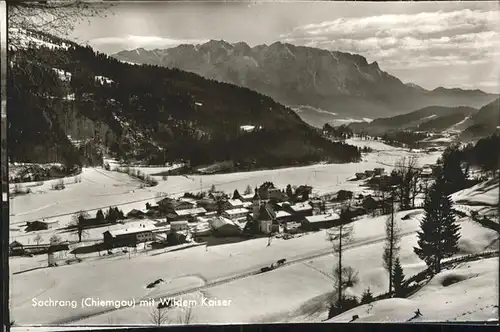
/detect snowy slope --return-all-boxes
[326,257,498,323]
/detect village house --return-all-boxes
[103,225,156,246]
[275,210,292,223]
[209,191,227,200]
[301,212,341,231]
[168,207,207,221]
[239,193,255,202]
[285,201,313,221]
[126,209,146,219]
[197,198,218,212]
[223,199,244,210]
[158,197,196,214]
[222,208,250,221]
[170,220,189,232]
[25,219,59,231]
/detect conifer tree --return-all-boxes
[440,146,468,195]
[360,287,374,304]
[414,176,461,273]
[392,257,405,297]
[96,209,104,222]
[232,189,241,200]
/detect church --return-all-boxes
[247,187,277,235]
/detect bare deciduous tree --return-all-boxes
[34,233,43,246]
[72,210,89,242]
[178,306,193,324]
[327,208,355,309]
[8,1,110,49]
[392,156,422,210]
[149,307,169,326]
[383,192,401,294]
[49,234,61,244]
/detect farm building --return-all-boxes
[9,240,59,256]
[170,220,189,232]
[25,219,59,231]
[223,208,250,221]
[103,225,155,245]
[302,213,341,230]
[9,240,25,256]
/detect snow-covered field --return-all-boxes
[9,140,441,226]
[10,203,498,325]
[8,140,496,326]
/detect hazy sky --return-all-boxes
[70,1,500,93]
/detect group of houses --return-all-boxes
[355,167,385,180]
[98,183,350,248]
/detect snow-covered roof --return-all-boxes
[36,219,59,224]
[290,202,312,212]
[106,225,156,237]
[305,213,340,223]
[170,220,188,226]
[224,208,250,215]
[227,199,243,207]
[211,216,238,230]
[276,211,291,218]
[241,202,252,208]
[240,125,255,132]
[174,207,207,216]
[240,193,254,200]
[152,226,171,233]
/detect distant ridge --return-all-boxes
[112,40,498,127]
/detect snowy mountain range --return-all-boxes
[112,40,499,126]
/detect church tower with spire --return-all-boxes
[252,187,261,220]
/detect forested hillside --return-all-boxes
[8,30,361,170]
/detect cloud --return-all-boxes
[89,35,209,51]
[281,9,500,92]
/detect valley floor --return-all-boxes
[7,139,498,326]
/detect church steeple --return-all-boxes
[252,187,261,221]
[252,187,260,200]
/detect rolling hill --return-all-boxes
[347,106,479,136]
